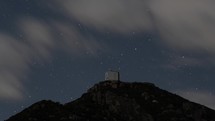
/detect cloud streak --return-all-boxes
[57,0,215,52]
[57,0,153,32]
[150,0,215,52]
[0,17,104,100]
[177,90,215,110]
[0,34,29,100]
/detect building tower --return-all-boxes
[105,70,120,81]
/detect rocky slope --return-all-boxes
[6,81,215,121]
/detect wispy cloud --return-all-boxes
[0,17,104,100]
[150,0,215,52]
[176,90,215,110]
[57,0,152,32]
[20,18,56,61]
[57,0,215,52]
[0,34,29,100]
[51,21,104,56]
[162,54,214,70]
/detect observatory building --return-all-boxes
[105,70,120,81]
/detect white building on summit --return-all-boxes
[105,70,120,81]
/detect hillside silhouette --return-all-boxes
[6,81,215,121]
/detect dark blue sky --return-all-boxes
[1,0,215,120]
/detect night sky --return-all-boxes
[1,0,215,120]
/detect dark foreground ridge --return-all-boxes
[6,81,215,121]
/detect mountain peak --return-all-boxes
[88,80,155,92]
[6,81,215,121]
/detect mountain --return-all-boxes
[6,81,215,121]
